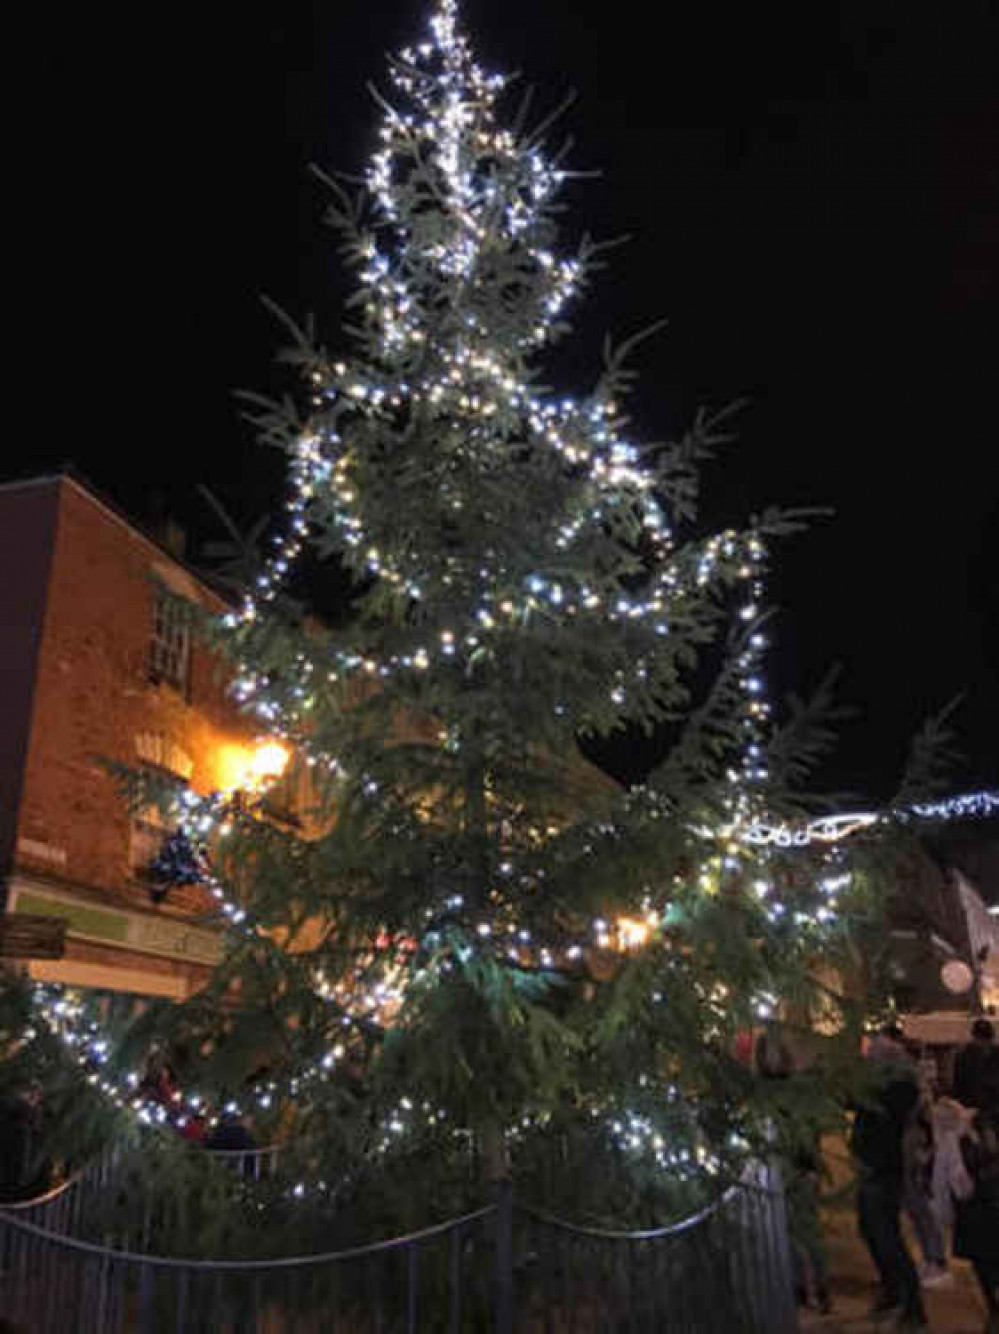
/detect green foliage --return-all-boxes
[0,1,953,1256]
[0,974,121,1191]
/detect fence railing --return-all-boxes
[511,1162,797,1334]
[202,1141,286,1181]
[0,1148,120,1241]
[0,1163,797,1333]
[0,1199,498,1333]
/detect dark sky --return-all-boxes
[17,0,998,802]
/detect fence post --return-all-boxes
[764,1158,799,1334]
[494,1179,514,1334]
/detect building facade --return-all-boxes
[0,472,262,999]
[886,837,999,1052]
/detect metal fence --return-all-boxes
[204,1142,286,1181]
[0,1200,497,1333]
[512,1177,796,1332]
[0,1165,797,1333]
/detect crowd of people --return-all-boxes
[850,1018,999,1333]
[757,1014,999,1332]
[137,1054,259,1156]
[0,1057,262,1203]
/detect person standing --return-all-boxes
[204,1111,256,1153]
[205,1110,258,1178]
[852,1031,929,1330]
[953,1107,999,1334]
[903,1058,951,1286]
[138,1054,176,1107]
[954,1020,999,1112]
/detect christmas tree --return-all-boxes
[6,0,917,1248]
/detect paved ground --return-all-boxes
[800,1200,989,1334]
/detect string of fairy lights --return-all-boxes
[18,0,999,1182]
[26,785,997,1136]
[221,0,768,760]
[192,0,782,1120]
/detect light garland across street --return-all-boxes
[741,790,999,847]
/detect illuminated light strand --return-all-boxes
[30,0,997,1170]
[170,776,994,991]
[160,788,411,1037]
[29,759,869,1127]
[233,398,679,620]
[741,812,880,848]
[27,982,447,1159]
[30,803,864,1130]
[225,527,773,759]
[909,791,999,822]
[32,978,724,1196]
[27,773,874,1162]
[28,981,761,1192]
[740,790,999,847]
[223,1,774,731]
[227,0,593,619]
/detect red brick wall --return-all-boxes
[0,481,61,895]
[13,478,255,923]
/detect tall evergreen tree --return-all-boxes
[7,0,918,1239]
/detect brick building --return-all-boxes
[0,471,263,999]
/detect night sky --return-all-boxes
[17,0,998,802]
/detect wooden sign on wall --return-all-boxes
[0,913,68,960]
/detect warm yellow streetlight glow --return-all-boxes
[248,742,291,785]
[215,740,291,792]
[616,918,650,950]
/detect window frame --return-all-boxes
[128,765,189,888]
[147,590,191,697]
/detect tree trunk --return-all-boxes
[480,1119,510,1184]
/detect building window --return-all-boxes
[130,803,170,882]
[130,765,186,885]
[134,732,194,783]
[131,782,206,907]
[148,592,190,695]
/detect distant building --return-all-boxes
[0,471,263,999]
[888,831,999,1045]
[930,829,999,1015]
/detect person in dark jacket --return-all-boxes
[954,1020,999,1112]
[902,1057,950,1285]
[204,1110,258,1177]
[953,1107,999,1334]
[852,1032,928,1330]
[204,1111,256,1153]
